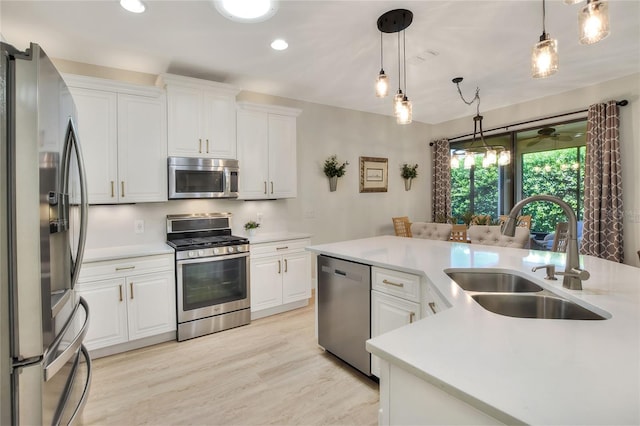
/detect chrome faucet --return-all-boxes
[502,195,589,290]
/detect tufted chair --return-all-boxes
[467,225,530,248]
[410,222,453,241]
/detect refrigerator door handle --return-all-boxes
[51,344,92,426]
[43,297,89,381]
[61,118,88,290]
[66,345,92,426]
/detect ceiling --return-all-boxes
[1,1,638,124]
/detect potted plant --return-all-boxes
[244,220,260,237]
[401,163,418,191]
[323,154,349,192]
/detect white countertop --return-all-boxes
[83,243,175,263]
[247,231,311,244]
[307,236,640,425]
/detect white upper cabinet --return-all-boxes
[236,102,302,200]
[160,74,239,159]
[65,74,167,204]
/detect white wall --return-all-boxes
[432,73,640,267]
[78,88,431,250]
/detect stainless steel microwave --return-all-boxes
[168,157,239,199]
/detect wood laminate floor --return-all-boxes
[82,297,379,425]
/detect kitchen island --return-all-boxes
[307,236,640,425]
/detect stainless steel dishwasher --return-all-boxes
[317,255,371,376]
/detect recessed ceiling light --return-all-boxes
[214,0,279,23]
[270,39,288,51]
[120,0,145,13]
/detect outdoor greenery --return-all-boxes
[450,147,585,233]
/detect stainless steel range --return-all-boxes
[166,213,250,341]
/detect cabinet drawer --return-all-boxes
[250,238,310,257]
[78,254,174,282]
[423,279,449,316]
[372,267,420,302]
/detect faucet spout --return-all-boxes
[502,195,586,290]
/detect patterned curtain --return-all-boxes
[431,138,452,222]
[581,101,624,262]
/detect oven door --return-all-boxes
[176,252,250,322]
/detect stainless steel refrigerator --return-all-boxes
[1,42,91,425]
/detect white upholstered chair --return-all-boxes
[467,225,529,248]
[410,222,453,241]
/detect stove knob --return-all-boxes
[198,250,205,257]
[214,248,221,255]
[228,246,234,253]
[188,250,197,258]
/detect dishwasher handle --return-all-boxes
[321,264,364,282]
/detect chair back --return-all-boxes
[411,222,452,241]
[468,225,529,248]
[499,215,532,229]
[392,216,412,237]
[551,222,570,252]
[450,224,467,242]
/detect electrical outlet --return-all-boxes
[134,219,145,234]
[256,212,263,223]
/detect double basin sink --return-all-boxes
[446,270,607,320]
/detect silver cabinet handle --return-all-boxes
[271,181,274,194]
[264,181,267,195]
[119,285,123,302]
[111,181,115,198]
[428,302,437,314]
[409,312,415,323]
[130,282,134,300]
[284,259,288,273]
[276,246,289,251]
[199,138,202,153]
[382,279,404,288]
[121,181,125,198]
[278,260,281,274]
[206,139,210,153]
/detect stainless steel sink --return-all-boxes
[446,271,543,293]
[471,294,606,320]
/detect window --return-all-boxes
[450,119,587,235]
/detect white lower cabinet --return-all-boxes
[250,238,311,319]
[76,254,176,356]
[370,267,449,378]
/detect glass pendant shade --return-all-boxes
[579,0,609,45]
[397,97,412,125]
[376,70,389,98]
[498,150,511,166]
[485,149,497,166]
[463,153,475,169]
[393,91,404,117]
[532,35,558,78]
[450,155,460,169]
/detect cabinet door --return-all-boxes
[268,114,297,198]
[371,290,420,377]
[166,85,202,157]
[117,93,168,202]
[202,92,236,158]
[250,256,283,311]
[237,109,269,199]
[76,278,128,350]
[70,87,118,204]
[282,251,311,304]
[126,271,176,341]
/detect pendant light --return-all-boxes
[376,9,413,125]
[579,0,609,44]
[375,32,389,97]
[397,30,412,125]
[531,0,558,78]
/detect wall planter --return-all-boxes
[401,163,418,191]
[324,154,349,192]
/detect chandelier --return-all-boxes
[375,9,413,125]
[450,77,510,169]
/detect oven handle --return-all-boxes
[176,251,249,265]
